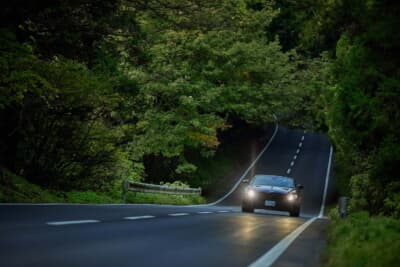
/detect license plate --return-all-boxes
[265,200,275,207]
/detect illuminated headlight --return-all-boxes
[287,193,298,202]
[246,189,256,199]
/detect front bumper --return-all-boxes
[243,191,299,211]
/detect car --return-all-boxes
[241,174,304,217]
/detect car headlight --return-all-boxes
[246,189,255,199]
[287,193,298,202]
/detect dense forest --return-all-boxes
[0,0,399,217]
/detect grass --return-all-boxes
[65,191,119,204]
[323,209,400,267]
[0,169,206,205]
[0,170,63,203]
[125,192,205,205]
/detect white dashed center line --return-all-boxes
[47,220,100,226]
[168,213,189,217]
[46,210,234,226]
[124,215,155,220]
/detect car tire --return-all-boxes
[289,206,300,217]
[242,202,254,213]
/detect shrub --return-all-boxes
[324,211,400,267]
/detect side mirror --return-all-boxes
[296,184,304,190]
[242,179,249,184]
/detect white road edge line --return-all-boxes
[124,215,155,220]
[207,123,279,206]
[168,213,189,216]
[318,146,333,218]
[248,217,317,267]
[248,145,334,267]
[46,220,100,226]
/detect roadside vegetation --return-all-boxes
[283,1,400,266]
[323,210,400,267]
[0,1,399,264]
[0,169,205,204]
[0,1,308,204]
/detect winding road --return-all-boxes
[0,126,334,267]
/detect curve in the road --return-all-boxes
[0,125,334,267]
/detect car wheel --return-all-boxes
[289,206,300,217]
[241,202,254,213]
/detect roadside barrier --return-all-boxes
[121,179,201,202]
[338,196,348,218]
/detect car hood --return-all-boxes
[251,185,294,194]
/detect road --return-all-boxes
[0,126,334,267]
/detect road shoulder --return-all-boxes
[272,218,329,267]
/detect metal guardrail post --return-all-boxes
[338,196,348,218]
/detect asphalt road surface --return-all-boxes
[0,125,334,267]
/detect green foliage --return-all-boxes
[266,0,315,51]
[175,163,197,175]
[304,0,400,217]
[0,0,143,66]
[0,169,62,203]
[160,180,191,188]
[1,0,313,195]
[324,211,400,267]
[2,0,397,216]
[125,191,205,205]
[384,182,400,219]
[348,173,387,214]
[0,30,137,190]
[193,152,234,189]
[66,191,118,204]
[116,0,305,183]
[0,169,205,204]
[132,0,300,136]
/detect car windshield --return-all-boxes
[252,175,294,188]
